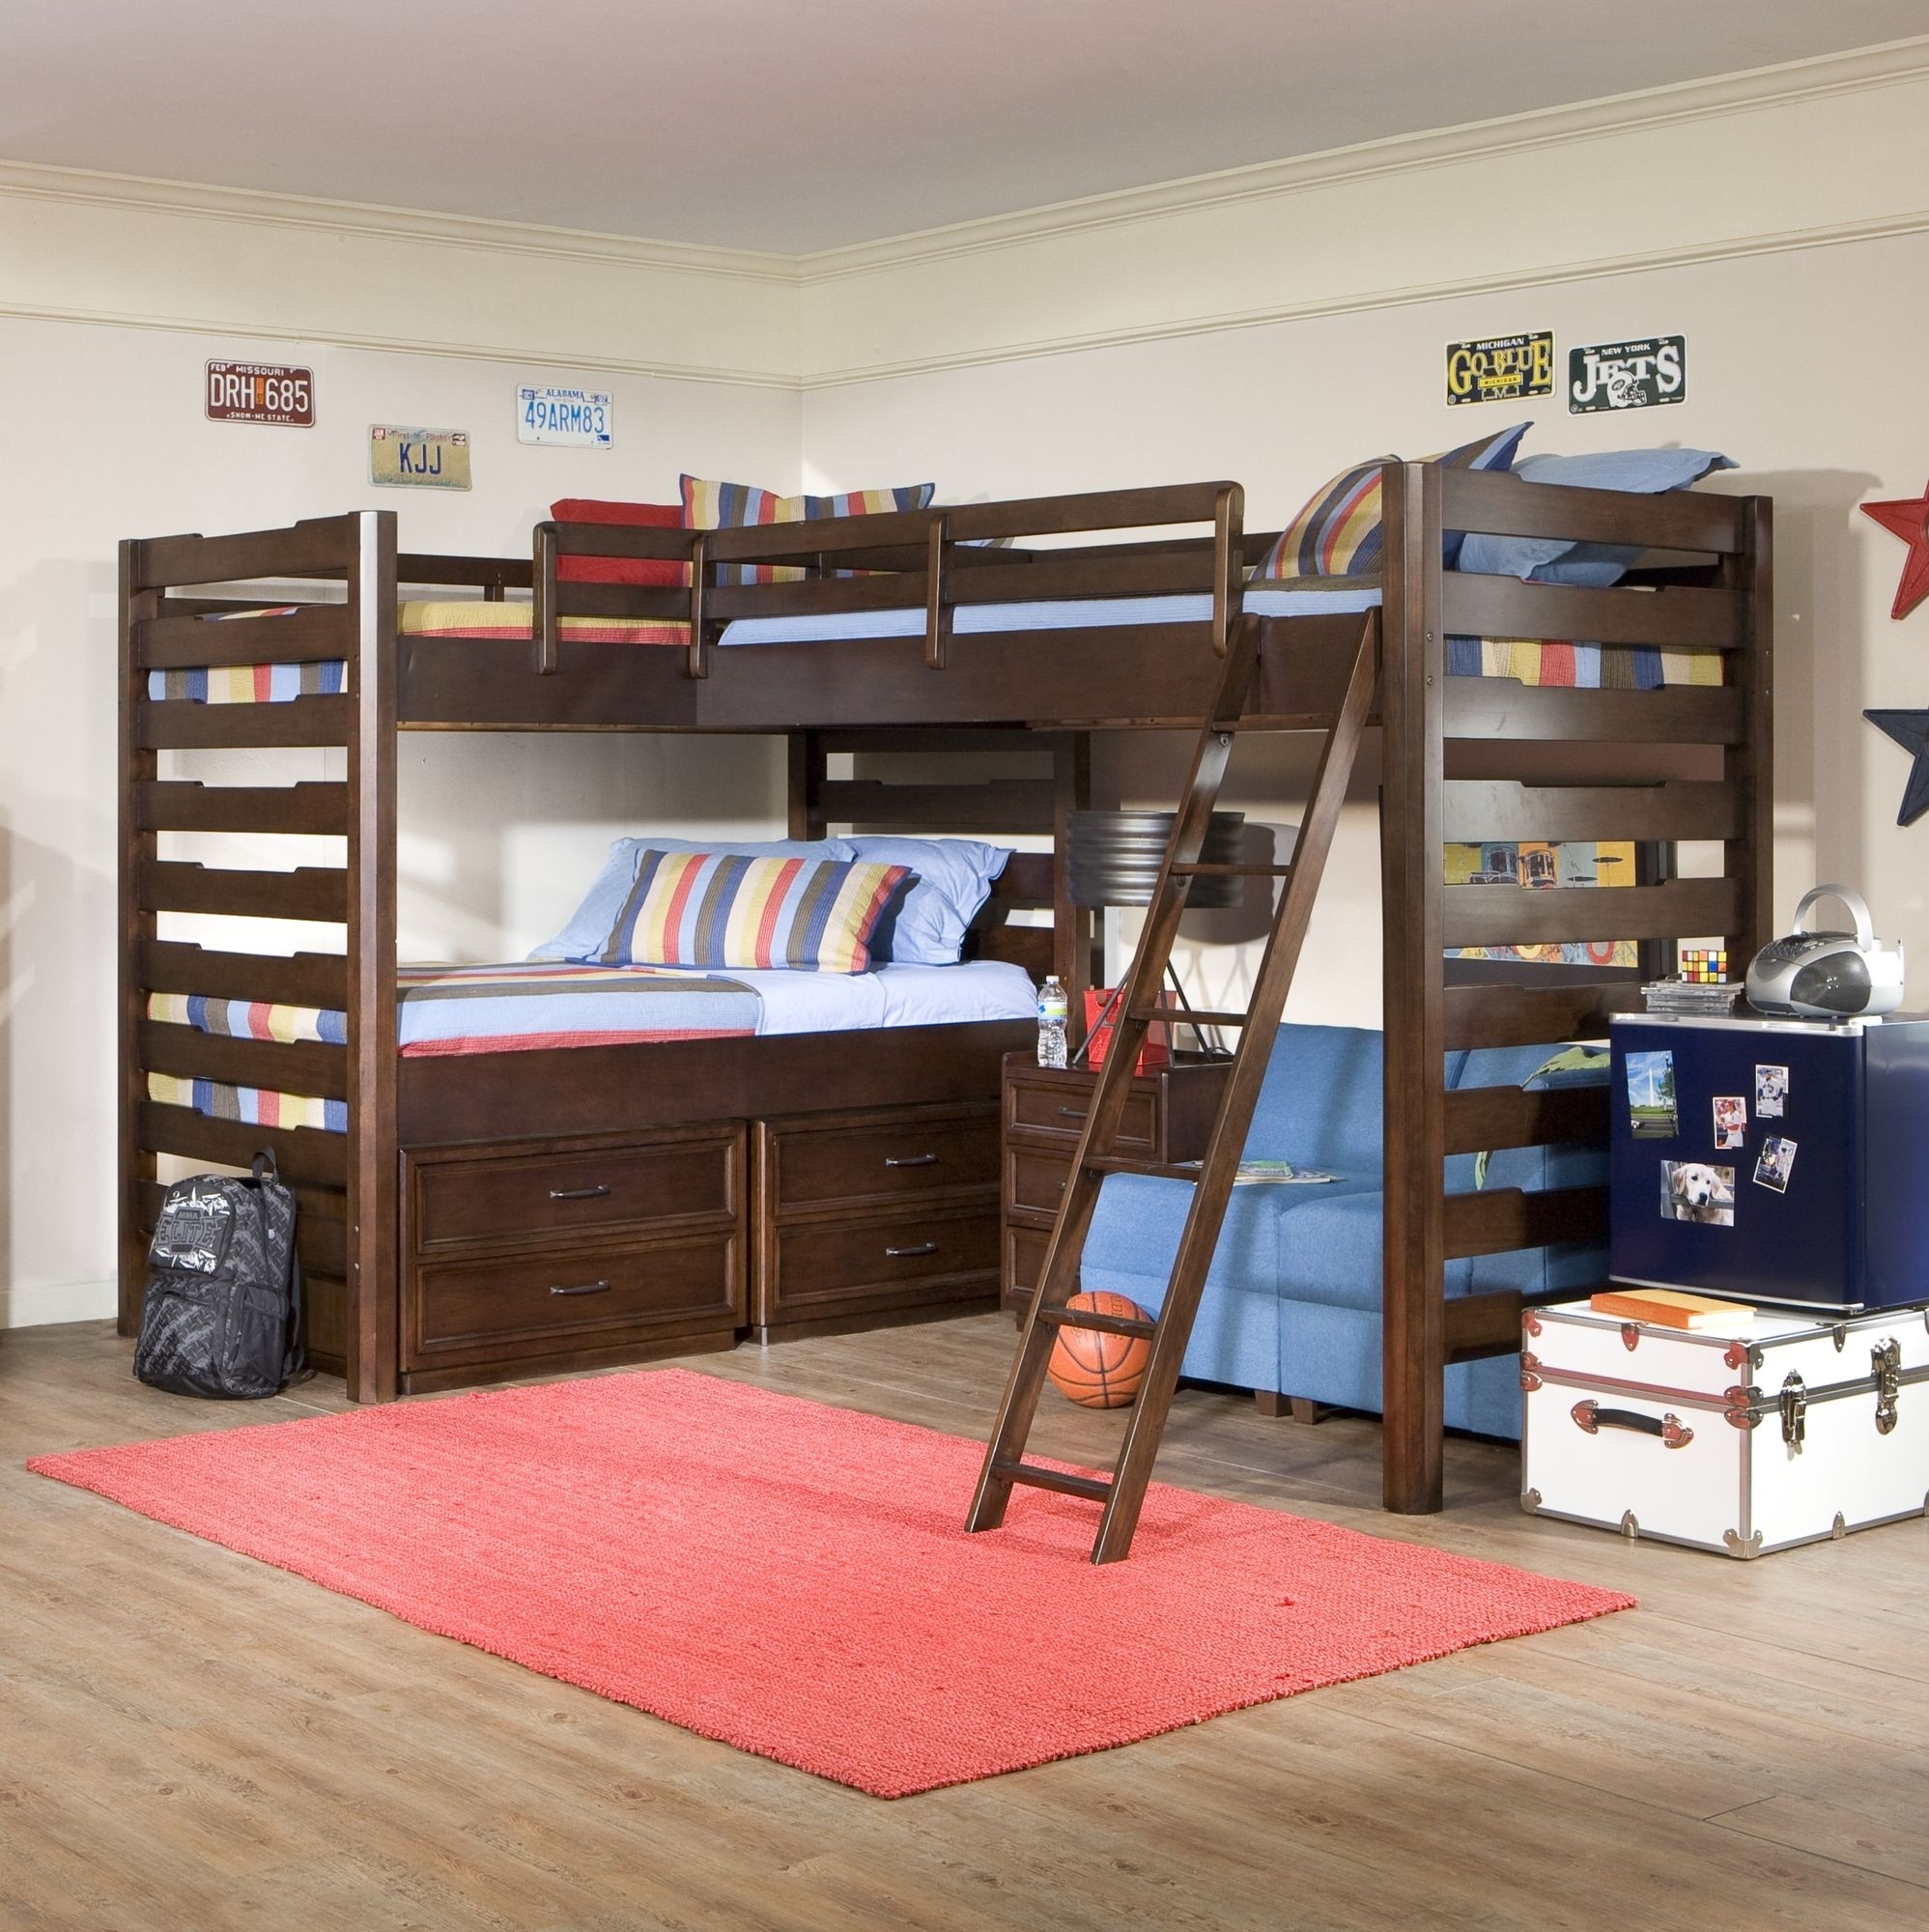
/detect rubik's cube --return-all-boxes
[1681,947,1729,984]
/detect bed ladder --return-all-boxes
[965,611,1379,1563]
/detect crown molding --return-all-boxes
[798,207,1929,388]
[795,35,1929,283]
[0,159,797,285]
[0,294,801,389]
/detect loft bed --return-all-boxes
[118,469,1771,1513]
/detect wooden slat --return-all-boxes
[135,1179,348,1277]
[135,519,358,590]
[1442,1084,1608,1155]
[1444,1288,1527,1361]
[136,696,353,751]
[139,1022,350,1102]
[1443,979,1644,1050]
[137,1101,348,1189]
[992,852,1055,907]
[1443,1184,1606,1260]
[1443,878,1739,947]
[1440,467,1746,554]
[1441,779,1742,844]
[136,781,350,836]
[140,940,347,1006]
[1443,682,1745,745]
[396,552,531,591]
[140,861,348,923]
[817,780,1057,833]
[136,606,351,669]
[1442,575,1741,649]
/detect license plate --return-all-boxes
[369,424,471,490]
[207,361,314,427]
[517,385,613,448]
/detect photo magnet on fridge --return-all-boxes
[1712,1096,1747,1150]
[1661,1160,1735,1226]
[1754,1136,1797,1193]
[1755,1065,1787,1118]
[1627,1049,1677,1139]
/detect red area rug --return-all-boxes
[30,1369,1631,1796]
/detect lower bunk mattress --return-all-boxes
[146,957,1035,1134]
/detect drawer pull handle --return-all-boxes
[550,1279,612,1297]
[1056,1106,1087,1120]
[884,1153,939,1169]
[549,1184,612,1202]
[885,1242,939,1260]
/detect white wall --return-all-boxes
[803,228,1929,1026]
[0,312,798,1324]
[6,42,1929,1322]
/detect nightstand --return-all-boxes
[999,1050,1230,1314]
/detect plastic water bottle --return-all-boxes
[1037,975,1069,1068]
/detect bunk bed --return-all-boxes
[118,469,1772,1512]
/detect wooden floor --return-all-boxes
[5,1319,1929,1932]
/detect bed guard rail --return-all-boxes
[532,482,1244,681]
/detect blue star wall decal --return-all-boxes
[1865,708,1929,827]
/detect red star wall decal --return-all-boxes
[1862,484,1929,619]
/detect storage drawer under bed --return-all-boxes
[410,1123,741,1249]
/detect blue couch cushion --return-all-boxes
[1246,1024,1385,1174]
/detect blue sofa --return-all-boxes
[1080,1023,1609,1440]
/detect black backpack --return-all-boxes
[133,1152,304,1400]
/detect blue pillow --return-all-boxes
[529,836,858,961]
[842,837,1012,966]
[1457,448,1736,586]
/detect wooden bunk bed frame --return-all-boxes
[118,469,1771,1513]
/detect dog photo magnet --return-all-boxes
[1661,1159,1736,1226]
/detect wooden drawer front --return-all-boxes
[412,1128,740,1249]
[1007,1081,1155,1151]
[767,1207,999,1319]
[408,1234,743,1368]
[771,1108,997,1212]
[1005,1223,1050,1307]
[1007,1146,1075,1220]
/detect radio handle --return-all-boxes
[1793,884,1874,947]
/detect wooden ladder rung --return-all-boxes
[1038,1305,1159,1341]
[1081,1154,1200,1181]
[989,1462,1115,1504]
[1169,862,1292,877]
[1129,1006,1247,1027]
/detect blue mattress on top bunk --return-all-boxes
[714,585,1380,647]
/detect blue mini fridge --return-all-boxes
[1608,1013,1929,1311]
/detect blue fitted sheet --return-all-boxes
[716,585,1382,648]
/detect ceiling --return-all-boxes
[3,2,1926,253]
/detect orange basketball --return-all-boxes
[1046,1293,1153,1408]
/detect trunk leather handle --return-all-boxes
[1571,1399,1693,1449]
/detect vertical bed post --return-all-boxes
[1725,498,1774,969]
[1052,732,1093,1048]
[117,542,160,1333]
[347,511,400,1402]
[787,731,827,840]
[1378,461,1449,1515]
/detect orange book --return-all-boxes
[1589,1288,1757,1331]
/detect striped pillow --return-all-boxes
[681,475,935,584]
[1255,424,1528,581]
[599,849,912,974]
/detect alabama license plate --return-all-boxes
[368,424,471,490]
[517,385,613,448]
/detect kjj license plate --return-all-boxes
[369,425,471,491]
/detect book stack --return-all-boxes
[1641,978,1745,1016]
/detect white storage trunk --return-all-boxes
[1521,1299,1929,1557]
